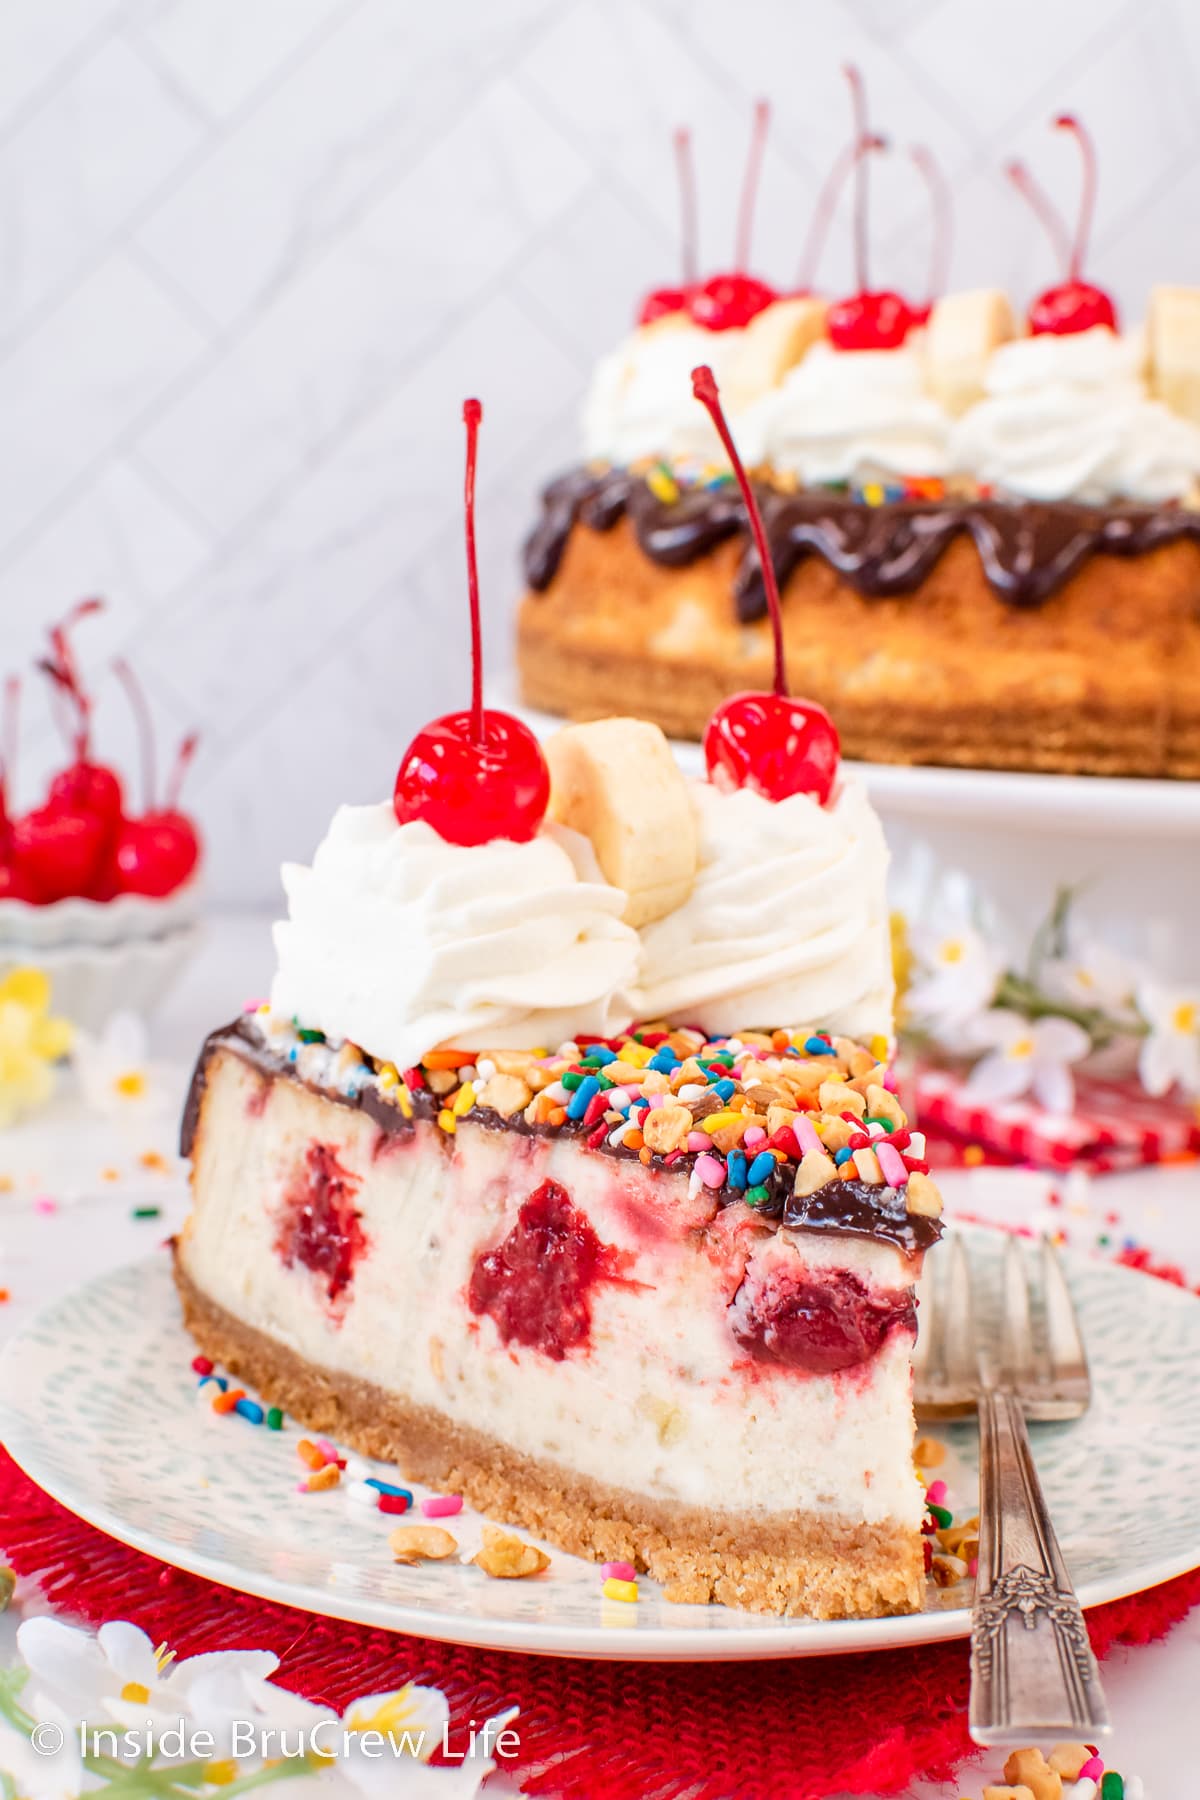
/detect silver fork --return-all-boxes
[914,1231,1110,1748]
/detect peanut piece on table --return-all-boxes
[1048,1745,1092,1781]
[1003,1747,1063,1800]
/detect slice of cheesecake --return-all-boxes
[176,1009,941,1619]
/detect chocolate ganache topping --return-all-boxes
[524,466,1200,617]
[181,1018,942,1259]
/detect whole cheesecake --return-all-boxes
[517,290,1200,778]
[175,717,945,1619]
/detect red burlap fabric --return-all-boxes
[2,1449,1197,1799]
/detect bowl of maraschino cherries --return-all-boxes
[0,600,203,1027]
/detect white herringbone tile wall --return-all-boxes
[3,0,1198,901]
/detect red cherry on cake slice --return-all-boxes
[394,400,549,847]
[690,364,840,806]
[824,68,916,351]
[1007,114,1118,336]
[105,659,202,897]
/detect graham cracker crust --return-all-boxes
[174,1255,923,1620]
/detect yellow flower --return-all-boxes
[0,967,73,1128]
[890,911,914,1023]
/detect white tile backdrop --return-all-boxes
[2,0,1199,902]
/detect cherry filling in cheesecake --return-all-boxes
[729,1263,916,1375]
[275,1141,368,1306]
[468,1178,628,1361]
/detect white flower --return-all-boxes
[73,1013,171,1120]
[964,1010,1091,1115]
[0,1699,83,1800]
[337,1687,518,1798]
[1138,982,1200,1097]
[906,924,1003,1029]
[1041,937,1139,1016]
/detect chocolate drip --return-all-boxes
[181,1021,941,1256]
[524,466,1200,614]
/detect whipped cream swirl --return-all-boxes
[583,320,770,469]
[765,341,949,485]
[636,779,893,1040]
[271,804,640,1070]
[950,327,1200,502]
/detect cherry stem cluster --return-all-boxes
[796,130,884,291]
[844,64,871,292]
[41,597,104,760]
[691,365,786,698]
[1006,113,1098,282]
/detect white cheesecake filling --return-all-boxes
[181,1049,924,1529]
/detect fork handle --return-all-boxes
[969,1384,1110,1747]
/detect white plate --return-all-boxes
[2,1234,1198,1661]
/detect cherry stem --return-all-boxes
[166,731,200,811]
[113,656,157,811]
[0,676,18,806]
[910,144,951,307]
[691,365,786,698]
[1055,113,1096,282]
[844,64,871,293]
[795,132,883,291]
[462,398,485,750]
[1006,157,1071,277]
[673,126,699,286]
[47,596,104,760]
[735,98,770,272]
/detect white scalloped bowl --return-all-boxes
[0,883,203,1028]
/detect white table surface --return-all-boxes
[0,912,1195,1799]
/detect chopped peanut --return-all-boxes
[793,1148,838,1197]
[914,1436,946,1468]
[817,1080,866,1118]
[905,1170,943,1217]
[473,1526,551,1579]
[983,1787,1035,1800]
[643,1103,693,1154]
[478,1073,532,1117]
[1003,1747,1062,1800]
[1047,1745,1091,1781]
[765,1104,798,1137]
[865,1083,906,1130]
[389,1525,459,1563]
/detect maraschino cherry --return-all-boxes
[10,601,120,902]
[688,99,778,331]
[639,127,700,325]
[826,66,914,352]
[638,101,779,332]
[906,144,951,328]
[394,401,549,847]
[1007,114,1118,336]
[39,599,123,833]
[0,677,36,902]
[691,365,840,806]
[104,658,202,898]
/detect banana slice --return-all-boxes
[724,295,829,411]
[924,289,1016,415]
[1148,286,1200,425]
[545,718,697,929]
